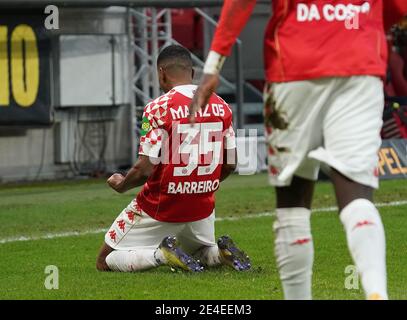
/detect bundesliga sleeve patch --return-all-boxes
[140,116,151,136]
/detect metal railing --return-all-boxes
[127,6,264,162]
[194,8,244,129]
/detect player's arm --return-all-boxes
[189,0,257,121]
[107,100,164,194]
[383,0,407,31]
[220,147,237,182]
[107,155,154,193]
[221,122,237,182]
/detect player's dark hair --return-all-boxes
[157,45,193,70]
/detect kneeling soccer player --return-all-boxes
[96,45,250,273]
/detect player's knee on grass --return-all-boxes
[96,258,110,272]
[96,243,114,271]
[96,253,111,271]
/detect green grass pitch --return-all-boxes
[0,173,406,300]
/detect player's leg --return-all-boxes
[101,246,164,273]
[178,212,221,267]
[96,243,114,271]
[275,175,315,209]
[332,172,387,300]
[310,75,387,299]
[178,212,251,271]
[274,176,315,300]
[330,169,373,211]
[264,80,327,300]
[157,235,204,272]
[97,199,183,272]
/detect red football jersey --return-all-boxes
[210,0,407,82]
[136,85,235,223]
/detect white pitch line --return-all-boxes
[217,200,407,221]
[0,228,107,244]
[1,200,406,245]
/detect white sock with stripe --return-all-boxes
[340,199,388,299]
[274,207,314,300]
[105,248,164,272]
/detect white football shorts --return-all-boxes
[264,75,384,189]
[104,199,217,253]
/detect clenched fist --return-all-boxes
[107,173,125,193]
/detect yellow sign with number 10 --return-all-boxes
[0,24,39,108]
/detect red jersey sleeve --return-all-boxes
[383,0,407,31]
[210,0,257,56]
[138,100,166,158]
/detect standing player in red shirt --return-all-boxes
[96,45,251,273]
[190,0,407,299]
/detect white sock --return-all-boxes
[105,248,164,272]
[340,199,388,299]
[274,207,314,300]
[195,246,222,266]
